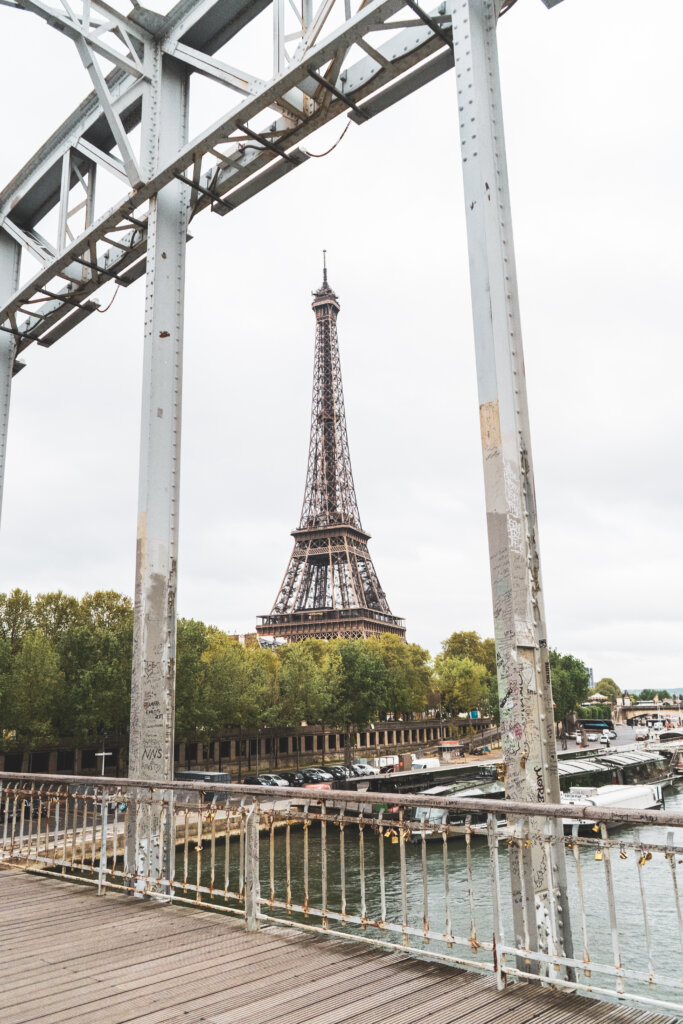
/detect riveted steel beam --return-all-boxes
[0,230,21,529]
[448,0,572,973]
[125,51,190,893]
[1,0,452,356]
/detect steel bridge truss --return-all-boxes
[0,0,569,966]
[0,0,469,363]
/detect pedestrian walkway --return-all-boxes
[0,869,677,1024]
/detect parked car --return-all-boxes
[586,732,600,742]
[352,762,379,776]
[276,771,305,787]
[635,729,649,742]
[258,774,289,787]
[242,775,271,786]
[300,768,334,784]
[326,765,352,780]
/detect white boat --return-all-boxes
[410,779,506,839]
[562,783,662,833]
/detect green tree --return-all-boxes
[549,649,590,735]
[276,642,317,729]
[53,617,133,747]
[247,647,280,730]
[328,639,387,765]
[54,625,109,745]
[300,638,335,726]
[479,673,501,726]
[276,639,336,766]
[7,630,62,761]
[203,633,248,727]
[376,634,432,719]
[0,589,35,654]
[175,619,211,752]
[439,630,498,723]
[434,655,487,719]
[33,591,80,642]
[78,591,133,632]
[480,637,497,677]
[634,688,671,702]
[92,619,132,745]
[202,633,274,774]
[0,637,12,744]
[441,631,486,664]
[592,678,620,702]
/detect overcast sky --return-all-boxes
[0,0,681,692]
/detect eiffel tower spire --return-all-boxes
[256,264,405,642]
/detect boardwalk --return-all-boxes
[0,869,677,1024]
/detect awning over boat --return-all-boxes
[445,782,505,799]
[596,751,664,768]
[557,759,612,777]
[418,780,505,799]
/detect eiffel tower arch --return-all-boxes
[256,262,405,643]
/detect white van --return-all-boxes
[411,757,440,771]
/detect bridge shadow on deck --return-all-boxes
[0,869,677,1024]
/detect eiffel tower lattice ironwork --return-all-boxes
[256,262,405,643]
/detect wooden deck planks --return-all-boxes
[0,868,678,1024]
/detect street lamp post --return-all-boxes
[95,743,112,777]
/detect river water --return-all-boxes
[181,786,683,1008]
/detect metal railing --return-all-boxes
[2,771,683,1013]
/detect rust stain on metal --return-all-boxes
[479,400,502,450]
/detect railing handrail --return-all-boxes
[1,770,680,827]
[3,768,683,1013]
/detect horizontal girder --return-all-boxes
[0,0,454,367]
[0,0,269,223]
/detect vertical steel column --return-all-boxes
[127,49,189,892]
[245,805,261,931]
[0,230,21,530]
[273,0,286,76]
[448,0,572,969]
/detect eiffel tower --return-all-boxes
[256,259,405,643]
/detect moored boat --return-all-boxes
[562,783,662,833]
[410,779,506,839]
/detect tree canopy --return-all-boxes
[549,649,591,725]
[592,678,620,702]
[1,590,608,760]
[435,631,498,723]
[633,688,673,702]
[0,592,437,756]
[434,655,488,716]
